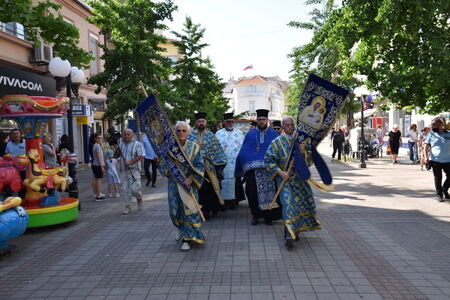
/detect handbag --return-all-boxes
[386,145,391,155]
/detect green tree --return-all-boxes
[87,0,176,122]
[287,0,360,120]
[0,0,92,67]
[288,0,450,115]
[170,17,228,125]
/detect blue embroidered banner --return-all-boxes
[296,74,349,146]
[295,74,349,188]
[136,94,194,191]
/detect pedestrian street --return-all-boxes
[1,146,450,300]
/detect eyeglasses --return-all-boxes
[176,129,187,133]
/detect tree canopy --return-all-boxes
[288,0,450,115]
[87,0,176,122]
[170,17,228,124]
[0,0,92,67]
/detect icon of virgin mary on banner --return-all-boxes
[293,74,349,191]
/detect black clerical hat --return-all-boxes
[272,120,281,127]
[256,109,269,118]
[194,112,207,120]
[223,113,234,120]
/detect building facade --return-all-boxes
[225,75,289,121]
[0,0,108,164]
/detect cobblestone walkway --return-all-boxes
[1,147,450,299]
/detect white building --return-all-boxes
[225,75,289,120]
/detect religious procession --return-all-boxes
[138,74,349,252]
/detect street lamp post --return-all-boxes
[359,96,366,168]
[49,57,85,200]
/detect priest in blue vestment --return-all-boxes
[188,112,227,219]
[265,116,321,249]
[235,109,281,225]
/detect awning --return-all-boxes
[354,108,376,119]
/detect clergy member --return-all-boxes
[158,121,205,251]
[188,112,227,219]
[271,120,283,134]
[216,112,245,210]
[235,109,281,225]
[264,116,321,249]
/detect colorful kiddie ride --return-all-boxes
[0,95,79,228]
[0,197,28,253]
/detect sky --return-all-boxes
[166,0,316,82]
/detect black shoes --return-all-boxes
[444,190,450,200]
[146,179,151,187]
[285,239,294,249]
[251,217,258,225]
[436,194,444,202]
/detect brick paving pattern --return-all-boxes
[1,143,450,299]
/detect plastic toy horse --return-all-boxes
[23,149,68,193]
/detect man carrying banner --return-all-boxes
[188,112,227,219]
[235,109,281,225]
[264,116,321,249]
[119,129,145,215]
[158,121,205,251]
[215,112,245,210]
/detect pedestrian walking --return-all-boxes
[105,149,121,198]
[90,133,106,201]
[265,116,321,249]
[376,124,384,145]
[407,124,419,163]
[418,127,430,170]
[158,121,205,251]
[118,129,145,215]
[343,126,351,162]
[388,124,402,164]
[141,133,158,187]
[188,112,227,220]
[235,109,281,225]
[425,118,450,202]
[215,112,245,210]
[330,123,345,162]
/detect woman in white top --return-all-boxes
[407,124,419,163]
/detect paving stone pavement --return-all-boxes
[1,142,450,300]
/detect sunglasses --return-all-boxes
[176,129,187,133]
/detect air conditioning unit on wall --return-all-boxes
[33,41,53,65]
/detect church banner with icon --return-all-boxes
[294,73,349,190]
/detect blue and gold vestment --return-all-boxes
[158,140,205,244]
[188,130,227,212]
[264,134,321,239]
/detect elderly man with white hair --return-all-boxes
[158,121,206,251]
[118,128,145,215]
[264,116,321,249]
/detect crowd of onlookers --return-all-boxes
[329,118,450,202]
